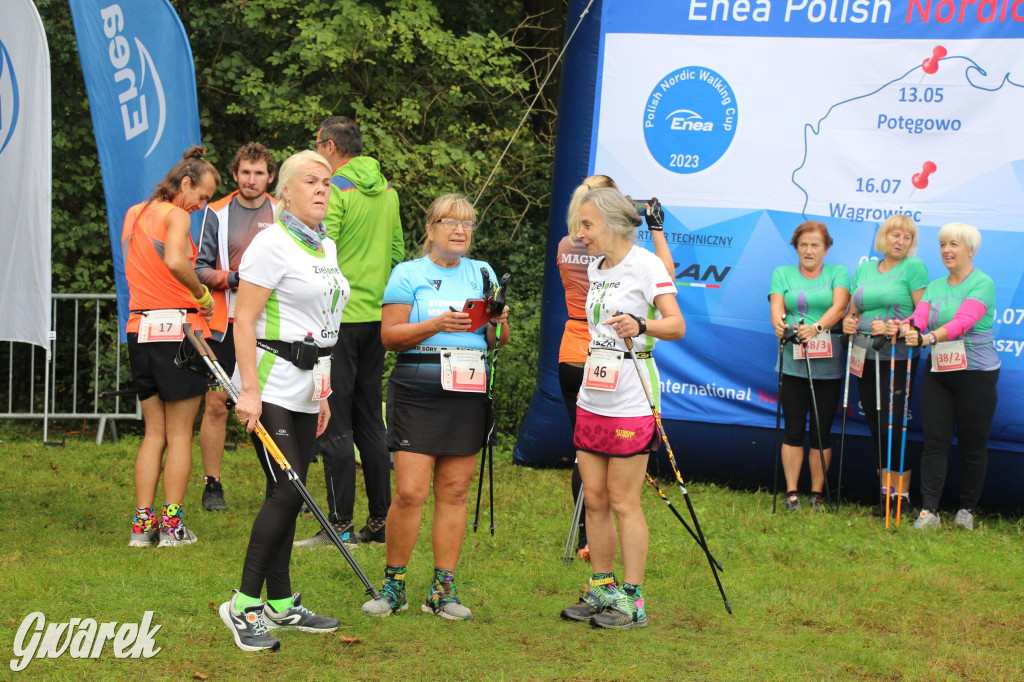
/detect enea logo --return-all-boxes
[643,67,737,175]
[0,38,19,157]
[675,263,732,290]
[100,5,166,157]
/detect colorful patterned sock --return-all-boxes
[385,564,407,581]
[162,502,184,531]
[622,582,646,619]
[131,507,157,533]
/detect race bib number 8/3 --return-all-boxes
[849,344,866,378]
[583,348,624,391]
[441,350,487,393]
[794,332,833,360]
[137,309,186,343]
[931,339,967,372]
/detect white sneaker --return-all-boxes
[953,508,974,531]
[912,509,940,530]
[157,524,197,547]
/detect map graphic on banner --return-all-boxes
[589,14,1024,454]
[514,0,1024,487]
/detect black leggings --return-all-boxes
[781,374,841,449]
[857,357,919,473]
[558,363,585,533]
[919,368,998,512]
[240,402,317,600]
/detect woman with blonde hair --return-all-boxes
[362,193,509,621]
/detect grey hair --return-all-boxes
[579,187,642,241]
[937,222,981,256]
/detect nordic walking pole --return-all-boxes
[895,322,916,525]
[180,325,379,599]
[474,272,510,535]
[836,332,853,512]
[874,347,885,519]
[561,487,585,565]
[772,317,799,514]
[885,334,896,529]
[623,336,732,615]
[801,323,833,511]
[646,473,723,571]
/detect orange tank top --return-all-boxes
[121,200,210,337]
[557,236,597,364]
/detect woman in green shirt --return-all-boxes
[769,221,851,511]
[842,215,929,515]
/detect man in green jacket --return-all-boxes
[296,116,404,549]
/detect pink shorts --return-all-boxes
[574,407,660,457]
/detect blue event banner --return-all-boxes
[68,0,201,339]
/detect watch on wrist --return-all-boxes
[626,313,647,336]
[814,323,824,334]
[928,333,937,346]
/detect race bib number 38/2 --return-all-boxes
[931,339,967,372]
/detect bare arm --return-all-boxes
[796,287,850,343]
[380,303,471,352]
[163,208,206,299]
[769,292,788,339]
[233,279,273,432]
[605,293,685,341]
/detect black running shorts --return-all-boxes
[127,333,211,402]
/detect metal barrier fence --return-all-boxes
[0,293,141,444]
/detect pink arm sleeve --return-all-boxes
[942,298,988,340]
[906,301,931,331]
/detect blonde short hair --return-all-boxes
[567,174,617,241]
[874,214,919,257]
[421,193,476,257]
[937,222,982,256]
[274,150,332,220]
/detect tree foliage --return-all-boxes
[35,0,565,435]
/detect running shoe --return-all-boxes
[157,523,197,547]
[809,493,824,513]
[361,577,408,617]
[590,591,648,630]
[202,477,228,512]
[219,591,281,652]
[422,577,472,621]
[953,508,974,531]
[263,593,339,632]
[293,521,357,549]
[356,516,386,544]
[560,585,618,622]
[785,493,801,512]
[912,509,941,530]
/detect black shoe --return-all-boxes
[356,517,386,544]
[203,477,227,511]
[809,493,824,513]
[785,492,801,512]
[294,521,357,549]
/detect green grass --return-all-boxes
[2,432,1024,681]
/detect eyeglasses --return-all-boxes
[312,139,329,150]
[434,218,477,231]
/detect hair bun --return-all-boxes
[183,145,207,161]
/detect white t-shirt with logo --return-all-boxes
[239,224,350,413]
[577,245,678,418]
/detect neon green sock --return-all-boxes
[267,596,294,612]
[234,592,261,609]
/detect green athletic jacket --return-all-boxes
[324,156,404,323]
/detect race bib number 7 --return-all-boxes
[441,350,487,393]
[931,340,967,372]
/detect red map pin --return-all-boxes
[923,46,947,75]
[912,161,937,190]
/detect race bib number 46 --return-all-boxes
[583,348,624,391]
[931,340,967,372]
